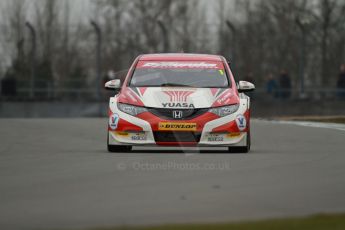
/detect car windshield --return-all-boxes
[129,61,230,88]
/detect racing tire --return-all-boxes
[108,145,132,153]
[107,133,132,153]
[228,131,251,153]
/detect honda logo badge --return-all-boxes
[173,110,183,119]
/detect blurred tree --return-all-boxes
[1,0,29,82]
[95,0,205,71]
[1,0,345,99]
[217,0,345,89]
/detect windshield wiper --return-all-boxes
[159,83,195,87]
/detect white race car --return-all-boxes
[105,54,255,153]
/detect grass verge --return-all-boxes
[87,213,345,230]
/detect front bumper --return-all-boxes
[108,131,247,147]
[108,99,249,147]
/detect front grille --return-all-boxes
[153,132,202,143]
[148,108,208,120]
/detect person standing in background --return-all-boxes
[1,68,17,97]
[337,64,345,99]
[279,70,291,99]
[266,73,278,98]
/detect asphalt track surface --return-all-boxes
[0,118,345,230]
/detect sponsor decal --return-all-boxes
[142,62,219,69]
[163,91,194,102]
[131,133,147,141]
[208,136,224,142]
[227,132,241,138]
[235,115,247,131]
[115,131,129,136]
[158,122,197,131]
[109,113,120,130]
[217,91,233,104]
[162,90,195,108]
[162,102,195,108]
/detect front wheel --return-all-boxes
[108,145,132,153]
[228,131,251,153]
[107,133,132,153]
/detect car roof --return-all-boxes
[138,53,224,62]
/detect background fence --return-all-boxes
[1,78,345,102]
[1,77,344,118]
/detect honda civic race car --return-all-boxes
[105,54,255,153]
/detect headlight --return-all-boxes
[117,103,147,116]
[209,104,239,117]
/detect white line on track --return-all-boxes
[257,119,345,132]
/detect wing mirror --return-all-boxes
[237,81,255,93]
[105,79,121,91]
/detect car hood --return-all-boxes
[118,87,239,109]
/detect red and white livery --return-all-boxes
[105,54,255,153]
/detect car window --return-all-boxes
[130,61,230,88]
